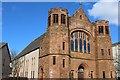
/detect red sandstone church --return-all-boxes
[13,5,115,79]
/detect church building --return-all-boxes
[13,5,115,79]
[38,6,115,79]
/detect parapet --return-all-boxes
[95,20,109,25]
[48,8,68,15]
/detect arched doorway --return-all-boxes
[39,68,43,80]
[78,66,84,79]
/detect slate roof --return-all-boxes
[14,33,46,60]
[0,42,7,49]
[112,42,120,47]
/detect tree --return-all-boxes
[10,50,17,60]
[12,59,20,78]
[10,50,20,77]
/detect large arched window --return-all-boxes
[70,31,91,53]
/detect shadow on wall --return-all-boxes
[1,78,117,80]
[1,77,28,80]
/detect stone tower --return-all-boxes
[39,8,70,78]
[95,20,115,78]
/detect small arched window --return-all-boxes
[98,26,104,34]
[61,14,66,24]
[53,14,58,23]
[48,16,51,26]
[105,26,109,34]
[80,15,82,19]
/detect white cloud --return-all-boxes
[88,0,118,26]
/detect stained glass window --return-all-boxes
[71,33,73,38]
[70,31,90,53]
[75,39,78,51]
[84,40,86,53]
[88,43,90,53]
[80,39,82,52]
[71,40,74,51]
[75,32,78,38]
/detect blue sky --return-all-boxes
[2,2,119,54]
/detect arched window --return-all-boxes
[70,31,90,53]
[88,43,90,53]
[80,15,82,19]
[53,14,58,23]
[71,40,74,51]
[48,16,51,26]
[79,39,82,52]
[71,33,74,38]
[61,14,66,24]
[98,26,104,34]
[84,40,86,53]
[75,39,78,52]
[105,26,109,34]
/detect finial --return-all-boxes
[79,2,82,9]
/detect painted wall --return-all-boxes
[112,44,120,78]
[12,48,39,80]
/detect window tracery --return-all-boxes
[70,31,91,53]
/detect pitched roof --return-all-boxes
[0,42,11,61]
[70,5,90,23]
[0,42,7,49]
[14,33,45,60]
[112,42,120,47]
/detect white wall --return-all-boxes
[112,44,120,78]
[25,49,39,79]
[16,49,39,79]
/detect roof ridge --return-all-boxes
[0,42,7,49]
[112,42,120,46]
[14,33,46,60]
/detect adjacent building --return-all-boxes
[112,42,120,79]
[13,6,115,79]
[0,42,11,79]
[12,36,41,79]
